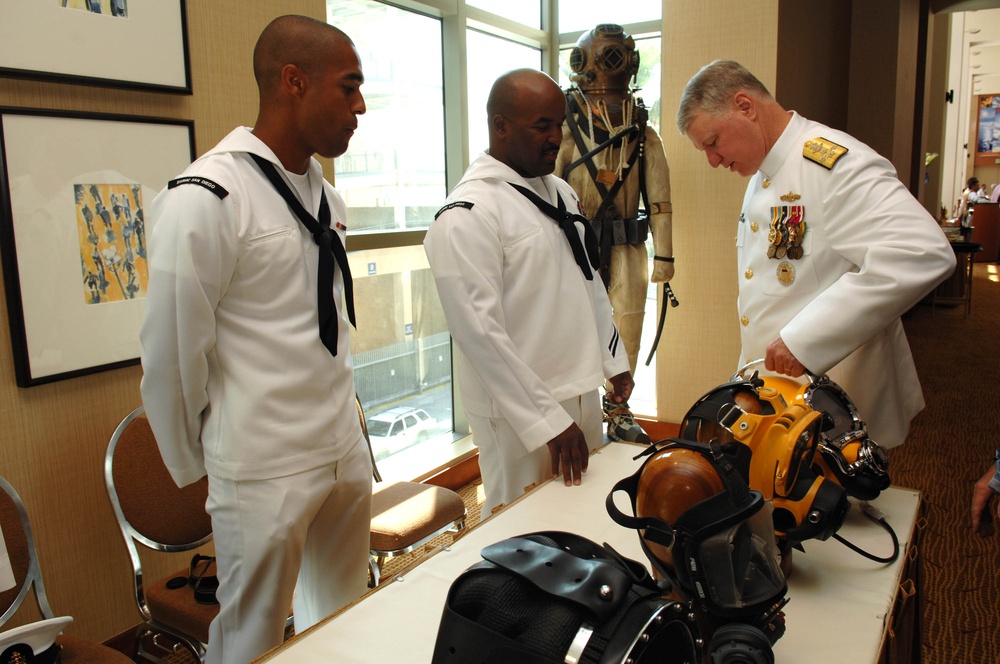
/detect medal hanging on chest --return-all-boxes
[767,201,806,261]
[767,206,789,259]
[786,205,805,260]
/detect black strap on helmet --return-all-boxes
[606,438,758,589]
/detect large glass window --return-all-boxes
[467,0,540,29]
[327,0,446,233]
[348,246,468,481]
[329,0,461,481]
[466,30,542,158]
[558,0,661,34]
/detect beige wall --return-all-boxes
[657,1,780,422]
[0,0,323,643]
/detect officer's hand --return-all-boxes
[546,423,589,487]
[764,336,806,377]
[607,372,634,404]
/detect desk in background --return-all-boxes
[254,443,921,664]
[933,241,982,316]
[970,202,1000,262]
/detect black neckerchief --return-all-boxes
[249,153,355,356]
[508,182,600,281]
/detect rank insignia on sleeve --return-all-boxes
[803,138,848,170]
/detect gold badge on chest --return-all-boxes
[776,261,795,286]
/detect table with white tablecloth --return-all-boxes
[254,442,921,664]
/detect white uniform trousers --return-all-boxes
[469,390,603,516]
[204,434,372,664]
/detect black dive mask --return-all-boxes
[607,439,787,622]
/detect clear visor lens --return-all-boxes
[694,505,786,610]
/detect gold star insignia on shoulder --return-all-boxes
[803,137,848,170]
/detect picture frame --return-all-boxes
[0,1,191,94]
[0,108,195,387]
[976,95,1000,166]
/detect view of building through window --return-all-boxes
[329,1,460,481]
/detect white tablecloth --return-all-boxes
[255,442,919,664]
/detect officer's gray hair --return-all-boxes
[676,60,772,134]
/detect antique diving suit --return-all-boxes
[555,23,675,443]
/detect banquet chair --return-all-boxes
[104,406,217,663]
[358,397,467,587]
[0,475,134,663]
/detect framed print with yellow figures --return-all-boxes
[0,108,195,387]
[0,1,190,93]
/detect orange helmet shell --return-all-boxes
[635,447,726,573]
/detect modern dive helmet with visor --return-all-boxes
[750,365,891,502]
[679,371,849,546]
[680,362,898,563]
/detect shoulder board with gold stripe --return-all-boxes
[803,137,848,170]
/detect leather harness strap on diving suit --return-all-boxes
[563,92,649,288]
[563,92,677,366]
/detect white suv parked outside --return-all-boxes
[366,406,437,461]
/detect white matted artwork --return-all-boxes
[0,1,190,92]
[0,109,194,387]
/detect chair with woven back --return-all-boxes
[357,396,468,587]
[0,474,134,663]
[104,405,217,663]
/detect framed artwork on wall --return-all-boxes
[0,108,195,387]
[975,95,1000,167]
[0,1,191,93]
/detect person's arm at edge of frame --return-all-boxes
[972,449,1000,537]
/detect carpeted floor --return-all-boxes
[889,261,1000,663]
